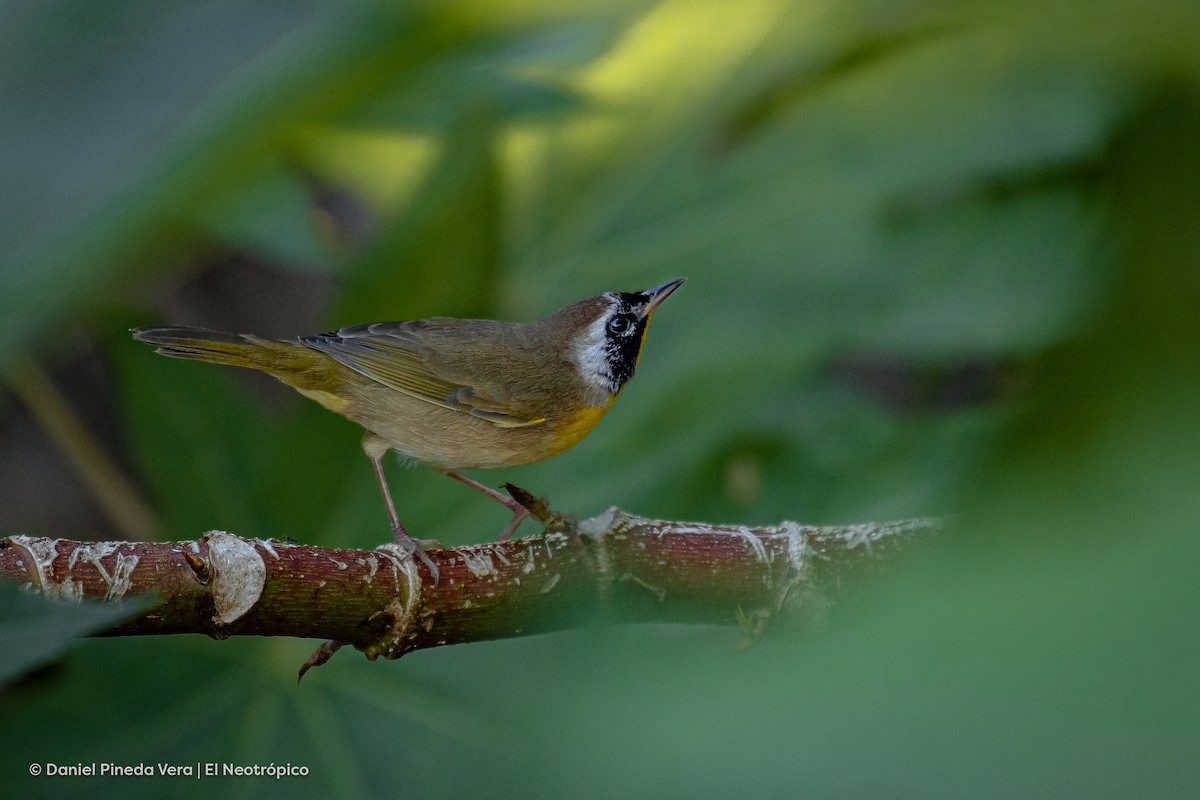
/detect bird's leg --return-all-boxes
[441,470,530,541]
[363,434,440,583]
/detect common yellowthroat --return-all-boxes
[133,278,685,580]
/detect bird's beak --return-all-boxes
[639,278,686,319]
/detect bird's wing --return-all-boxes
[300,321,545,428]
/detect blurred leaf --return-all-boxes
[0,636,505,799]
[0,0,329,359]
[334,110,505,323]
[5,0,1200,797]
[191,168,341,274]
[719,17,967,149]
[0,0,646,365]
[112,329,366,543]
[0,582,151,686]
[113,338,271,535]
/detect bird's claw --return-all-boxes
[412,547,440,587]
[389,523,441,587]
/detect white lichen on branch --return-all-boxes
[204,533,267,624]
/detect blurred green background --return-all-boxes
[2,0,1199,796]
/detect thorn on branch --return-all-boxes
[181,549,210,584]
[298,640,343,683]
[503,483,574,532]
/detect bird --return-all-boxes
[133,278,685,581]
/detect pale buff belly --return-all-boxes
[316,382,610,471]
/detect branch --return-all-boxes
[0,510,937,675]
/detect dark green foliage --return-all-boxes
[2,1,1198,796]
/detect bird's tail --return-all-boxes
[132,326,308,374]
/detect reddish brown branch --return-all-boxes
[0,510,936,670]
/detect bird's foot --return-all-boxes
[390,521,441,586]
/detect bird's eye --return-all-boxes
[607,314,631,336]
